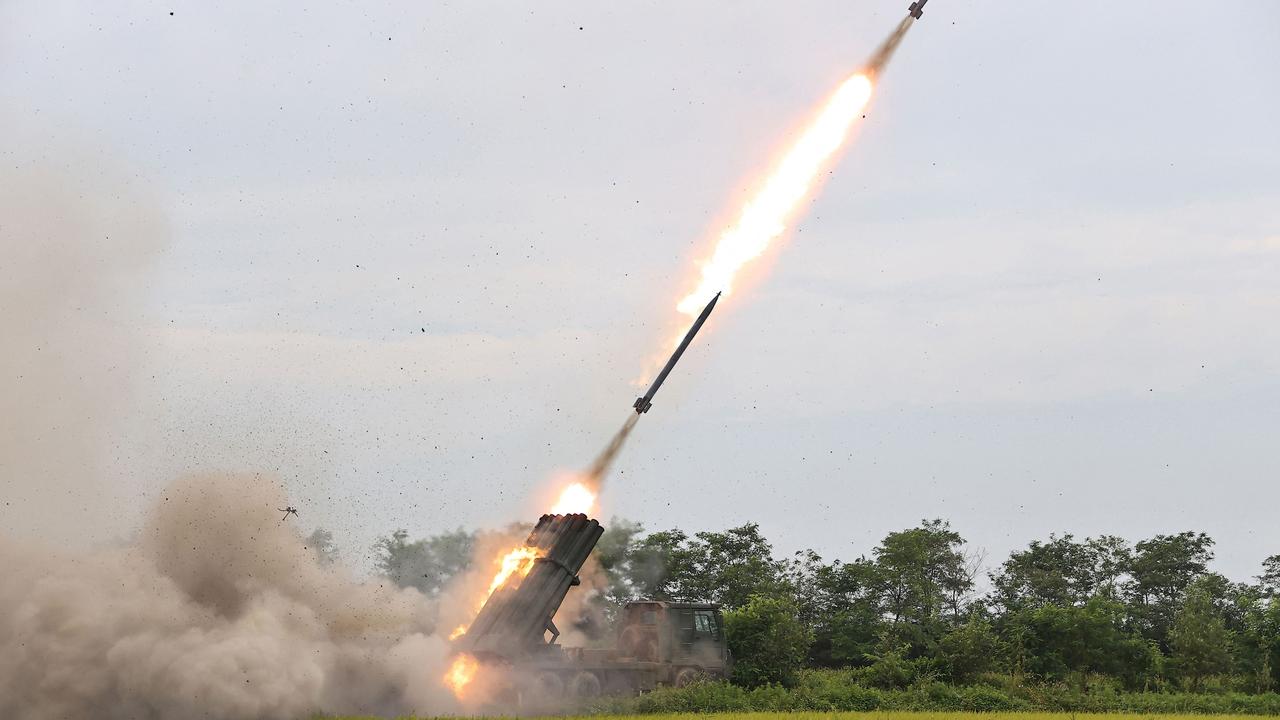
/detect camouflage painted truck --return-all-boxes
[452,513,732,701]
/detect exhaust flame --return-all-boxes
[550,481,596,515]
[443,654,480,697]
[676,72,874,315]
[485,545,540,598]
[449,545,541,642]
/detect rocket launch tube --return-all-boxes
[633,291,720,414]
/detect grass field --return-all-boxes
[325,707,1280,712]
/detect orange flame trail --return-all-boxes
[677,72,874,316]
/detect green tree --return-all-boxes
[1259,555,1280,598]
[372,527,475,596]
[1235,592,1280,692]
[1125,532,1214,650]
[628,528,688,600]
[635,524,789,610]
[938,617,1004,682]
[1007,596,1155,688]
[809,556,882,665]
[724,594,813,687]
[991,534,1130,611]
[589,517,647,620]
[1168,586,1234,690]
[873,519,976,654]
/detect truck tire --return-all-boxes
[674,666,705,688]
[568,670,602,699]
[521,670,564,706]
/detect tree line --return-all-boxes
[371,519,1280,693]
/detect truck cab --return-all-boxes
[615,600,731,686]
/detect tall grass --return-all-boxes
[584,672,1280,716]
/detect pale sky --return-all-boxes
[3,1,1278,582]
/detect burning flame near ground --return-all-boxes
[443,480,593,699]
[443,544,542,698]
[443,653,480,696]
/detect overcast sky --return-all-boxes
[3,0,1278,582]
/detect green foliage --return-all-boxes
[875,520,976,652]
[627,529,689,600]
[724,594,813,687]
[371,515,1280,700]
[371,527,474,596]
[661,524,791,611]
[825,602,882,666]
[861,645,920,689]
[1127,531,1216,651]
[1235,597,1280,692]
[806,555,881,666]
[1006,596,1155,688]
[938,617,1005,682]
[591,517,648,617]
[1169,585,1235,690]
[1262,556,1280,597]
[590,671,1280,715]
[991,534,1129,612]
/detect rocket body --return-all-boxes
[633,292,720,414]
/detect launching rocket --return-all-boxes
[908,0,929,18]
[633,292,720,414]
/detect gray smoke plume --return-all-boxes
[0,140,165,545]
[0,473,456,719]
[583,412,641,491]
[0,140,458,719]
[866,15,916,77]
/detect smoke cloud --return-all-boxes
[0,473,457,719]
[582,412,641,493]
[0,141,458,718]
[0,141,165,544]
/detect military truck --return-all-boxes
[452,513,731,701]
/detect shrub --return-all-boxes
[724,594,813,688]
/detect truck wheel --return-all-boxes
[521,670,564,706]
[674,667,705,688]
[568,670,602,699]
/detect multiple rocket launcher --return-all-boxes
[453,0,937,665]
[454,514,603,659]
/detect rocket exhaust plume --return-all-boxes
[673,4,923,321]
[548,5,926,512]
[586,413,641,481]
[866,15,916,77]
[446,8,927,702]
